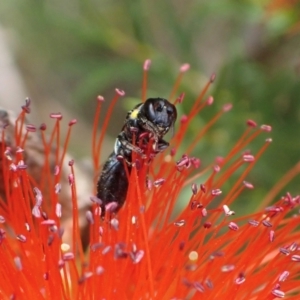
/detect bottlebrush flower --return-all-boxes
[0,60,299,299]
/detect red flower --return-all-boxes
[0,60,299,299]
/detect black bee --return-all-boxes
[97,97,177,217]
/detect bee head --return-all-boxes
[141,98,177,136]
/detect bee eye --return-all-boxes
[167,106,174,115]
[147,102,156,120]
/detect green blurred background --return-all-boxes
[0,0,299,211]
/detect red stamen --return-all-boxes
[169,63,190,102]
[92,96,104,174]
[142,59,151,102]
[95,89,125,179]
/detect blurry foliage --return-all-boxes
[0,0,299,206]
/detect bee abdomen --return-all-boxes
[97,153,130,216]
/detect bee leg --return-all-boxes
[153,139,169,153]
[115,133,147,160]
[139,116,161,137]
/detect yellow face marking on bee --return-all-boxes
[130,108,139,119]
